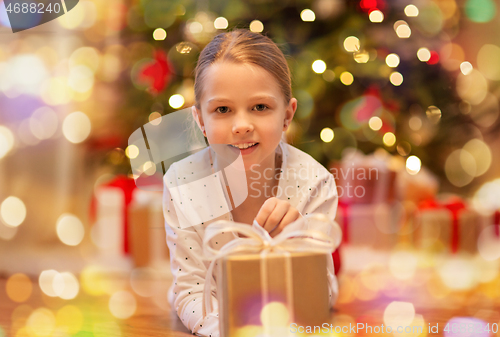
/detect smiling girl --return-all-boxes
[163,29,341,337]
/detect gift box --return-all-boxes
[128,189,169,267]
[330,149,398,205]
[413,198,479,254]
[90,175,137,256]
[335,201,403,249]
[217,252,330,336]
[201,214,341,337]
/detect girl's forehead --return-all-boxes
[199,61,284,103]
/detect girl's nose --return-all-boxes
[232,112,254,134]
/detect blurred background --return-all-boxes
[0,0,500,336]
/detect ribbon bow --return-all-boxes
[201,213,342,318]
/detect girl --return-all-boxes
[163,29,341,337]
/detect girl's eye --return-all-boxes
[254,104,268,111]
[215,106,229,114]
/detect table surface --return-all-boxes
[1,249,500,337]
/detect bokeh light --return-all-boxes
[440,43,465,71]
[320,128,334,143]
[0,196,27,228]
[383,301,415,331]
[369,10,384,22]
[385,53,400,67]
[343,36,360,52]
[39,270,60,297]
[56,214,85,246]
[394,21,411,38]
[477,225,500,261]
[406,155,421,175]
[153,28,167,40]
[56,305,84,335]
[472,178,500,214]
[445,149,474,187]
[214,17,228,29]
[300,9,316,22]
[260,302,290,327]
[0,125,14,159]
[148,111,162,125]
[438,258,477,290]
[390,72,403,86]
[109,291,137,319]
[417,48,431,62]
[312,60,327,74]
[62,111,92,144]
[340,71,354,85]
[6,273,32,303]
[477,44,500,80]
[456,69,488,105]
[460,61,473,75]
[368,116,382,130]
[465,0,497,23]
[53,272,80,300]
[169,94,185,109]
[405,4,419,16]
[354,50,370,63]
[249,20,264,33]
[322,69,335,82]
[68,65,95,93]
[383,132,396,146]
[462,138,491,177]
[26,308,56,337]
[426,105,441,124]
[30,107,58,140]
[125,145,139,159]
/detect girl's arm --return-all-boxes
[163,183,220,337]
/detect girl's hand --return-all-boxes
[254,197,302,238]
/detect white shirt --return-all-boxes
[163,141,341,337]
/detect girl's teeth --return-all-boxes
[231,143,256,149]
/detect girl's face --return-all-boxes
[193,62,297,171]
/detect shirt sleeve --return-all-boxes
[163,181,221,337]
[299,172,341,307]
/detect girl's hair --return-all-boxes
[194,29,292,108]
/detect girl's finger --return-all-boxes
[269,208,300,237]
[263,201,289,234]
[254,198,277,227]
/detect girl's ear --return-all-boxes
[283,97,297,131]
[192,106,205,134]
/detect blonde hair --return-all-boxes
[194,29,292,108]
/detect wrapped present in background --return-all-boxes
[413,196,480,254]
[90,175,137,257]
[128,189,169,268]
[396,166,439,205]
[330,149,399,205]
[336,201,405,250]
[217,252,331,337]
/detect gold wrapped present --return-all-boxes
[201,214,341,337]
[217,252,330,336]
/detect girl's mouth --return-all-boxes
[228,142,259,154]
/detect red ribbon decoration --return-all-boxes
[442,199,466,254]
[418,198,466,254]
[494,210,500,237]
[338,200,350,244]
